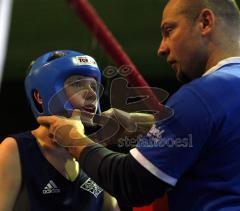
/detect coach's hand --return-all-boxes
[102,108,155,133]
[101,108,136,133]
[129,112,156,134]
[37,109,94,158]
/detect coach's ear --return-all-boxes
[198,8,215,36]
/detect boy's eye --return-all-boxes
[70,81,97,92]
[72,82,81,88]
[91,84,97,92]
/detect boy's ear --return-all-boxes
[33,90,43,104]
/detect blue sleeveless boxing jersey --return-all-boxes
[130,58,240,210]
[12,131,104,211]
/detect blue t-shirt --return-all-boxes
[131,59,240,210]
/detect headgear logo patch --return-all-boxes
[73,55,98,68]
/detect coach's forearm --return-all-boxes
[78,143,172,207]
[67,137,94,158]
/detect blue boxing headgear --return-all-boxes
[25,50,102,118]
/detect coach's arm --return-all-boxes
[37,111,172,207]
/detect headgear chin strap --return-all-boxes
[25,50,102,118]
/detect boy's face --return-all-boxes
[64,75,98,126]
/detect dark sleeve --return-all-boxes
[79,143,172,207]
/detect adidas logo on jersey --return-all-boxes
[42,180,61,194]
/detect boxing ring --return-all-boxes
[68,0,169,210]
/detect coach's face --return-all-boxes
[158,0,208,82]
